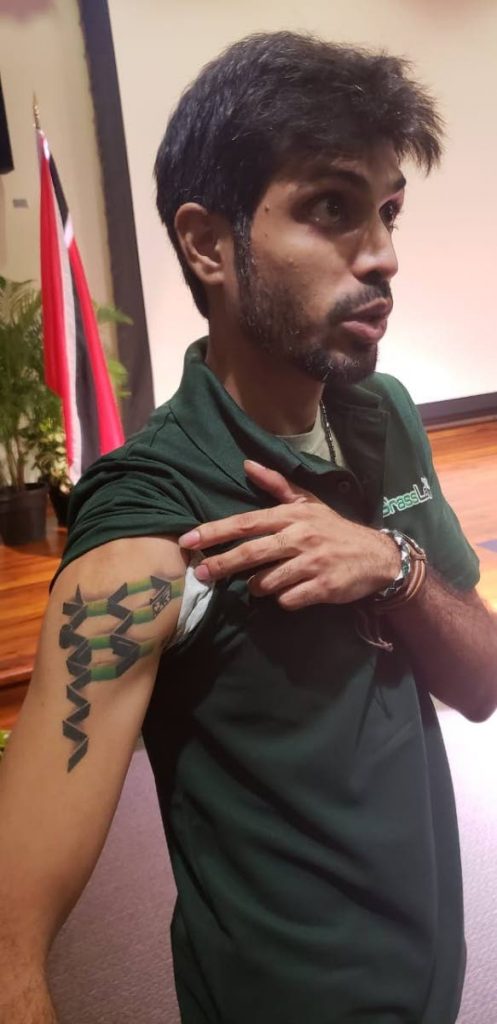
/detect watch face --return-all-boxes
[376,529,411,600]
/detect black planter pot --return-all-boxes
[0,483,48,545]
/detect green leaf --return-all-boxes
[0,279,131,488]
[94,302,133,326]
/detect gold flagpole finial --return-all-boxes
[33,94,41,131]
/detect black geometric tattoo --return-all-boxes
[59,575,183,772]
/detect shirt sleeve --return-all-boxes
[50,442,200,591]
[388,377,480,592]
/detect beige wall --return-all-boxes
[0,0,113,306]
[108,0,497,406]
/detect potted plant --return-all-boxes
[0,278,50,544]
[20,303,131,529]
[0,277,130,543]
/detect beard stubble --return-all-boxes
[234,242,390,385]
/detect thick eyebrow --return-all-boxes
[386,173,407,195]
[298,167,407,195]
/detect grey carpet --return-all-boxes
[48,742,179,1024]
[47,709,497,1023]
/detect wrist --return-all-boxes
[371,529,403,593]
[373,532,427,610]
[375,529,412,599]
[355,532,428,651]
[0,934,49,1001]
[0,969,55,1024]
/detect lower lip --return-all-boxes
[338,317,388,344]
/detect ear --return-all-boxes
[174,203,230,290]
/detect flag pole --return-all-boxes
[33,94,41,131]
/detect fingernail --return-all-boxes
[245,460,265,470]
[195,564,211,582]
[179,529,201,547]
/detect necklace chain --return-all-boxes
[319,401,337,464]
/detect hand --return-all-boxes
[179,461,400,612]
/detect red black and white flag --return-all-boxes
[36,122,124,484]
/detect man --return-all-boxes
[0,31,496,1024]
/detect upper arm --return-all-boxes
[0,533,186,959]
[381,374,480,591]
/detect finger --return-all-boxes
[194,531,296,583]
[248,555,309,597]
[179,505,297,551]
[244,460,311,505]
[276,580,321,612]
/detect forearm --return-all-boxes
[386,569,497,721]
[0,940,56,1023]
[0,982,56,1024]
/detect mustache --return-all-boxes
[328,282,393,325]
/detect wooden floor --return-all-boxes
[0,520,66,729]
[429,421,497,611]
[0,420,496,729]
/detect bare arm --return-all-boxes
[387,573,497,721]
[0,534,187,1022]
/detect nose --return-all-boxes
[352,219,399,284]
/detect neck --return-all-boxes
[205,321,324,436]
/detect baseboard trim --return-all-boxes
[418,392,497,428]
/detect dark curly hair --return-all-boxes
[155,31,443,317]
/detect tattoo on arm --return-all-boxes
[59,575,184,772]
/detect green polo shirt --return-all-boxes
[54,340,479,1024]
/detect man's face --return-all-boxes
[233,142,404,385]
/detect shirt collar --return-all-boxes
[169,338,386,491]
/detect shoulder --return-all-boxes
[95,400,178,468]
[53,402,199,589]
[68,401,186,515]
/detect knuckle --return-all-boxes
[310,554,323,573]
[276,532,287,553]
[306,528,321,547]
[212,555,224,575]
[286,522,301,544]
[238,514,257,536]
[277,561,291,582]
[240,543,256,566]
[296,520,314,543]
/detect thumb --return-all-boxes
[244,460,310,504]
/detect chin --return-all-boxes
[293,342,378,385]
[339,341,378,380]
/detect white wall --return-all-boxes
[108,0,497,407]
[0,0,113,307]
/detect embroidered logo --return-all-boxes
[383,476,433,518]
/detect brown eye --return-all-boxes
[324,196,342,220]
[310,194,344,226]
[382,200,401,232]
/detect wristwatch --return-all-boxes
[355,529,428,652]
[374,528,424,602]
